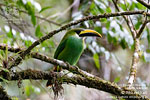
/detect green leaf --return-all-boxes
[11,97,19,100]
[97,6,104,14]
[120,38,128,49]
[146,49,150,53]
[119,3,126,10]
[25,85,34,97]
[94,27,102,34]
[90,2,95,9]
[117,22,123,31]
[31,13,36,26]
[106,7,111,13]
[107,33,112,43]
[0,67,9,72]
[39,6,51,13]
[25,1,36,26]
[0,77,8,83]
[112,37,118,45]
[7,30,13,38]
[107,31,118,45]
[100,18,107,22]
[16,0,24,7]
[35,25,43,38]
[25,1,33,14]
[0,51,5,59]
[112,28,116,33]
[93,53,100,69]
[25,40,32,47]
[147,28,150,47]
[129,2,136,10]
[0,35,4,38]
[142,53,146,62]
[114,77,120,83]
[135,21,142,29]
[106,21,110,29]
[136,3,146,10]
[131,43,135,51]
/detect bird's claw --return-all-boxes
[65,62,71,69]
[73,65,79,71]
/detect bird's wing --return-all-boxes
[54,38,68,59]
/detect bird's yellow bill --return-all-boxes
[79,29,102,37]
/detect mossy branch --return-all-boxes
[0,69,148,100]
[0,44,149,100]
[127,39,140,88]
[0,43,89,76]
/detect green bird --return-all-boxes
[46,28,102,87]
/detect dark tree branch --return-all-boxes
[137,19,150,38]
[137,0,150,38]
[9,10,149,69]
[0,44,22,53]
[0,85,12,100]
[136,0,150,9]
[0,43,94,77]
[0,69,149,100]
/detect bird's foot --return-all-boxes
[73,65,79,71]
[65,62,71,70]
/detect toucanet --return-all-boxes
[46,28,102,87]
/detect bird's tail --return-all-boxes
[46,65,61,87]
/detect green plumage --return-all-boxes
[46,28,102,87]
[54,29,84,65]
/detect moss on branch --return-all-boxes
[0,69,148,100]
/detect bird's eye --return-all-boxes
[75,30,82,35]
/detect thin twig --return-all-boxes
[55,0,78,20]
[123,0,138,36]
[137,0,150,38]
[137,19,150,38]
[19,10,61,26]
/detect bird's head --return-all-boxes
[72,28,102,38]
